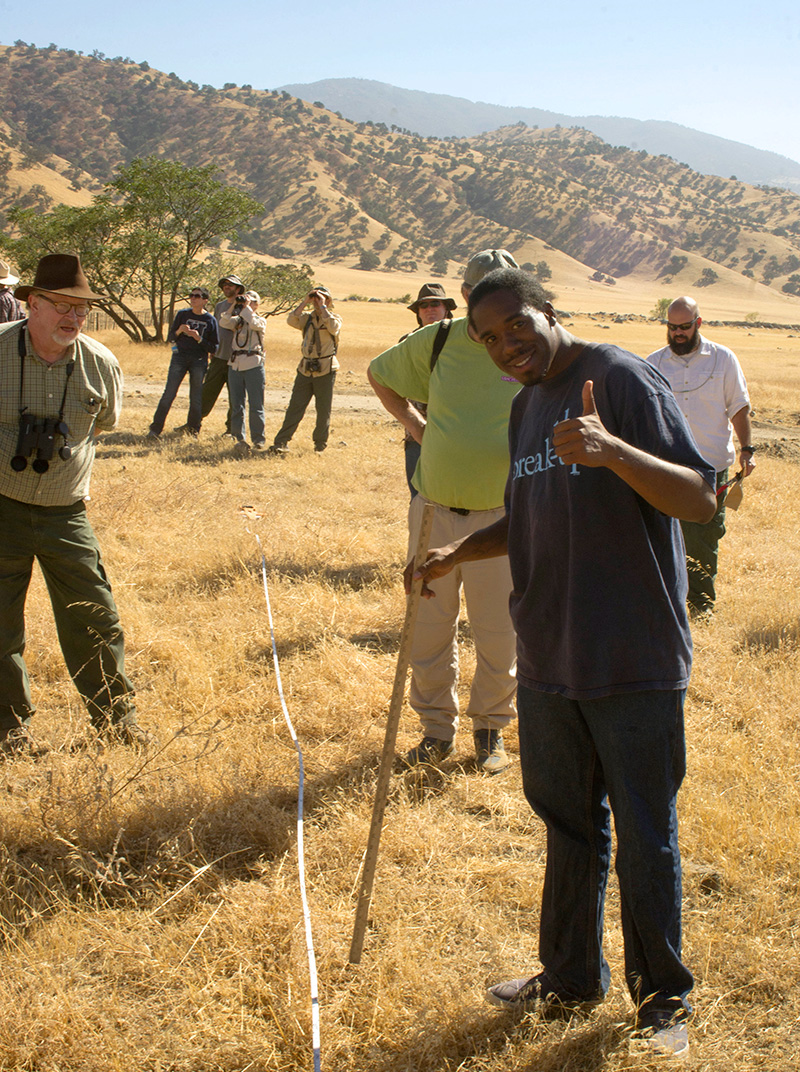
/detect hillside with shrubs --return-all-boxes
[1,42,800,296]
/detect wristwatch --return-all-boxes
[740,445,756,454]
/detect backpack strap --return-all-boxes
[430,318,453,371]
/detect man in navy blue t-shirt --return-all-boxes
[411,268,716,1057]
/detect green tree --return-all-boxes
[651,297,671,319]
[10,157,262,342]
[358,249,380,271]
[534,260,552,282]
[430,249,449,276]
[199,253,313,317]
[694,267,719,288]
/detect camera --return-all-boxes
[306,358,321,373]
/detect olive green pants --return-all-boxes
[0,493,136,732]
[680,470,727,615]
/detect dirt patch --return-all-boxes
[122,376,800,461]
[123,372,386,419]
[752,410,800,463]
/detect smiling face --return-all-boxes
[471,289,562,386]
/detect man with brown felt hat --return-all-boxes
[0,253,145,754]
[407,283,457,324]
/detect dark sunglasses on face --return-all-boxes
[666,319,697,332]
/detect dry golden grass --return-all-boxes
[1,276,799,1070]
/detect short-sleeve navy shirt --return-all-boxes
[505,344,715,699]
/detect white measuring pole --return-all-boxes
[349,501,435,964]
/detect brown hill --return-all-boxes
[1,43,799,303]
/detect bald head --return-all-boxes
[668,296,699,322]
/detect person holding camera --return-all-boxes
[0,254,144,754]
[199,274,248,435]
[269,286,341,454]
[219,290,267,454]
[148,286,219,438]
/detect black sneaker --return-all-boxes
[473,729,510,775]
[401,736,455,768]
[486,973,604,1017]
[268,444,289,455]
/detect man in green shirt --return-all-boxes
[0,254,145,754]
[368,250,520,773]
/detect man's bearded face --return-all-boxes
[667,318,699,356]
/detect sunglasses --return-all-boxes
[189,292,205,299]
[418,300,445,309]
[666,319,697,332]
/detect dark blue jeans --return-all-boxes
[681,469,727,615]
[517,683,692,1021]
[150,350,208,435]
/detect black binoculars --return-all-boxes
[11,414,72,473]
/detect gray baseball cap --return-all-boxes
[463,249,520,287]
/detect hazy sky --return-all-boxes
[6,0,800,163]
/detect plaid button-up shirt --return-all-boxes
[0,321,123,506]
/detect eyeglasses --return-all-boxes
[418,300,445,309]
[666,319,697,332]
[37,293,91,318]
[189,292,205,299]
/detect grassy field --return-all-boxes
[1,271,799,1070]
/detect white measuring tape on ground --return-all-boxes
[255,533,322,1072]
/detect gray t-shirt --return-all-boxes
[214,298,235,362]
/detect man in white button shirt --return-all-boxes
[647,297,755,616]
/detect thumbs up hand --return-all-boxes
[580,379,597,417]
[552,380,614,467]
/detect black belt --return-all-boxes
[450,507,470,516]
[232,349,262,357]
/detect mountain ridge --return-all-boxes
[0,44,798,310]
[277,78,800,193]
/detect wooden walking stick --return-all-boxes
[349,500,435,964]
